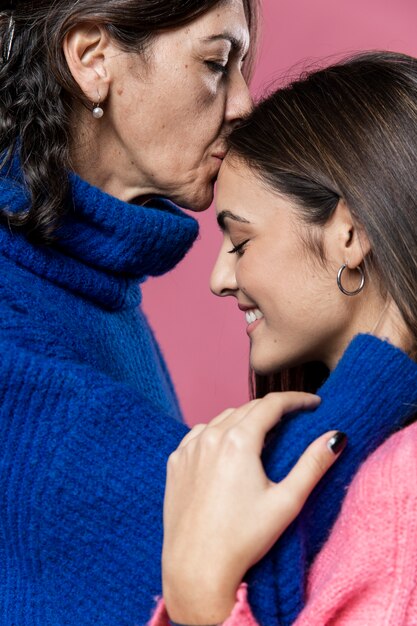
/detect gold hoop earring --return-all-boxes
[337,264,365,296]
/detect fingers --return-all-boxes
[177,424,207,449]
[179,400,262,449]
[272,430,347,517]
[236,392,321,453]
[179,393,321,453]
[178,405,250,449]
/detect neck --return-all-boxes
[325,286,413,370]
[0,160,199,309]
[69,106,156,203]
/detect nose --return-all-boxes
[224,70,253,126]
[210,242,239,297]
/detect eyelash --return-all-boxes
[205,60,229,76]
[228,239,249,256]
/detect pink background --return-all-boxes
[143,0,417,426]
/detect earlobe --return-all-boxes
[63,24,111,104]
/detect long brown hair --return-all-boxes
[226,51,417,397]
[0,0,259,243]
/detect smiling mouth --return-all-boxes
[245,308,264,325]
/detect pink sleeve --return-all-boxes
[293,423,417,626]
[148,583,259,626]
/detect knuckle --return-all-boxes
[211,409,235,425]
[167,450,178,468]
[223,427,248,451]
[305,452,328,477]
[278,488,301,516]
[263,391,287,406]
[191,423,205,433]
[200,428,221,448]
[264,392,278,402]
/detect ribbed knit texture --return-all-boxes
[151,422,417,626]
[0,162,199,624]
[247,334,417,625]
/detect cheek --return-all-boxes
[241,251,317,317]
[187,69,228,124]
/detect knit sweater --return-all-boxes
[150,336,417,625]
[247,335,417,625]
[0,161,199,624]
[150,421,417,625]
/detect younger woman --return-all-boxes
[153,51,417,625]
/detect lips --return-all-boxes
[238,304,264,325]
[211,143,228,160]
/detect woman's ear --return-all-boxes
[326,199,371,268]
[63,23,113,104]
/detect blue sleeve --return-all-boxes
[0,343,189,625]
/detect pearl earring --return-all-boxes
[92,95,104,119]
[92,102,104,120]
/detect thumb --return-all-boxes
[273,431,347,519]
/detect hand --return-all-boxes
[162,392,346,625]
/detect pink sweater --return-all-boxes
[150,422,417,626]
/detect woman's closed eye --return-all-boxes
[205,59,229,76]
[228,239,250,256]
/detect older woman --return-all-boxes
[0,1,258,623]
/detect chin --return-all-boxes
[250,352,303,377]
[250,360,277,377]
[173,182,215,213]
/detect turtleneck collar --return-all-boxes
[0,160,199,310]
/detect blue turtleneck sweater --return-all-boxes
[0,162,199,624]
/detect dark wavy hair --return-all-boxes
[225,51,417,397]
[0,0,259,243]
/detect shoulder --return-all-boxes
[330,422,417,542]
[348,421,417,506]
[309,422,417,579]
[308,422,417,584]
[299,424,417,625]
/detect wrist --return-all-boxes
[169,622,219,626]
[164,576,237,625]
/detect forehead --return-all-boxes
[215,159,297,226]
[215,159,261,215]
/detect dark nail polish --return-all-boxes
[327,431,347,455]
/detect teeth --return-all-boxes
[245,308,264,324]
[245,311,255,324]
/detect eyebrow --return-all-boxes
[217,210,251,231]
[202,32,248,56]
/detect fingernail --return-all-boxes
[327,432,347,455]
